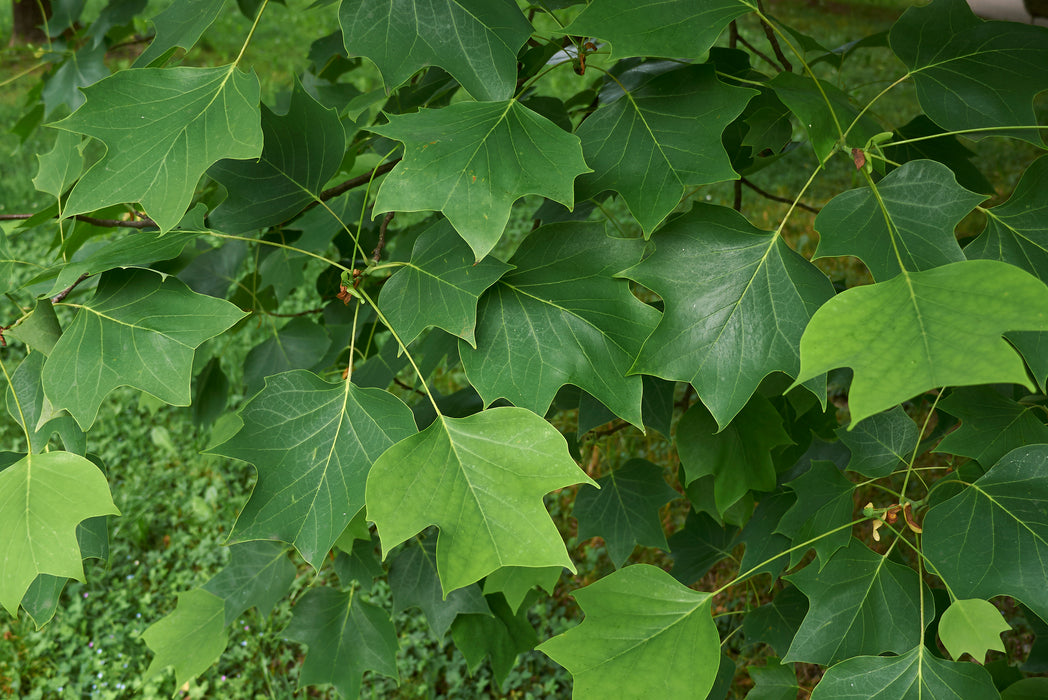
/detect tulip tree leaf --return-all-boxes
[0,451,119,616]
[282,587,399,699]
[814,160,983,282]
[339,0,531,101]
[748,660,798,700]
[451,591,538,687]
[784,541,928,666]
[811,645,1000,699]
[42,269,247,430]
[366,407,596,595]
[142,589,227,688]
[795,260,1048,426]
[575,63,755,235]
[242,317,332,396]
[923,445,1048,623]
[890,0,1048,145]
[461,223,658,427]
[135,0,227,67]
[538,564,721,698]
[55,65,263,232]
[668,511,738,585]
[935,386,1048,467]
[564,0,751,60]
[378,219,512,348]
[208,370,417,569]
[736,491,795,582]
[482,566,561,614]
[775,461,855,568]
[370,101,589,260]
[33,130,83,199]
[6,351,82,455]
[209,83,345,233]
[743,585,809,657]
[938,598,1009,662]
[676,394,793,517]
[202,541,296,626]
[573,458,679,567]
[624,203,835,430]
[388,537,491,639]
[836,406,919,478]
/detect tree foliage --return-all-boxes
[2,0,1048,696]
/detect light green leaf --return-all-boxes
[33,130,83,199]
[389,537,491,639]
[208,370,417,569]
[482,566,561,614]
[366,407,596,595]
[0,451,118,616]
[775,461,855,568]
[574,458,678,567]
[339,0,531,101]
[576,63,755,235]
[201,541,296,626]
[538,564,721,697]
[924,445,1048,622]
[784,541,929,665]
[370,101,590,260]
[935,386,1048,466]
[209,82,346,233]
[810,645,1000,699]
[142,589,227,689]
[378,218,512,347]
[836,406,919,478]
[676,394,793,517]
[890,0,1048,145]
[43,269,246,430]
[461,222,658,427]
[564,0,751,60]
[55,65,263,232]
[623,204,834,429]
[795,260,1048,426]
[135,0,227,67]
[938,598,1009,662]
[282,587,399,699]
[814,160,984,281]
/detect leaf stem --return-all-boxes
[0,352,32,450]
[233,0,268,68]
[884,124,1048,149]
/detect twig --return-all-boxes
[741,177,820,214]
[51,272,90,303]
[735,34,780,72]
[373,212,394,263]
[0,213,157,229]
[756,0,792,72]
[312,160,400,209]
[733,180,743,211]
[264,306,326,318]
[729,21,739,50]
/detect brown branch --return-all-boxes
[264,306,326,318]
[740,177,820,214]
[51,273,90,304]
[729,21,739,50]
[733,180,743,212]
[735,34,780,73]
[0,213,157,229]
[314,159,400,207]
[756,0,792,72]
[373,212,394,263]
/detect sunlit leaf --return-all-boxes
[142,589,227,689]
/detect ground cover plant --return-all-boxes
[2,0,1048,697]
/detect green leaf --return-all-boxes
[42,44,109,118]
[42,269,246,430]
[890,0,1048,145]
[743,585,808,657]
[1003,678,1048,700]
[538,564,721,698]
[482,566,561,614]
[142,588,227,689]
[209,82,345,233]
[6,300,62,356]
[938,598,1009,662]
[836,406,919,478]
[6,351,84,454]
[451,591,538,687]
[461,222,658,427]
[20,574,67,629]
[935,386,1048,466]
[208,370,417,569]
[33,130,83,199]
[676,394,793,517]
[0,451,119,616]
[737,490,795,582]
[795,260,1048,426]
[201,541,296,626]
[668,511,738,585]
[135,0,227,67]
[378,218,512,347]
[814,160,983,281]
[574,458,678,567]
[339,0,531,101]
[242,317,332,396]
[810,645,1000,699]
[389,537,491,639]
[924,445,1048,622]
[775,461,855,568]
[624,204,834,429]
[748,660,798,700]
[370,101,589,260]
[55,65,263,232]
[282,587,399,699]
[0,229,13,295]
[575,63,755,235]
[366,407,596,594]
[564,0,751,60]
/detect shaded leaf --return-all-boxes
[33,130,83,199]
[938,598,1009,662]
[482,566,561,614]
[56,65,263,232]
[538,564,721,697]
[6,351,82,454]
[283,587,399,699]
[795,260,1048,426]
[141,589,227,689]
[209,370,417,569]
[743,585,808,657]
[242,317,332,396]
[366,407,596,594]
[135,0,227,67]
[737,490,795,582]
[370,101,589,260]
[202,541,296,626]
[0,451,119,616]
[42,44,109,117]
[1003,678,1048,700]
[20,574,67,629]
[451,592,538,688]
[935,386,1048,466]
[748,659,798,700]
[668,511,738,585]
[775,461,855,568]
[837,405,919,478]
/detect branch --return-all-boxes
[314,159,400,207]
[756,0,793,72]
[740,177,820,214]
[51,272,90,303]
[735,33,781,73]
[0,213,158,229]
[373,212,395,263]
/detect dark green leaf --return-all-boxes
[451,592,538,688]
[135,0,227,67]
[42,44,109,117]
[737,490,795,582]
[20,574,67,629]
[743,585,808,657]
[242,317,332,396]
[202,541,296,626]
[775,461,855,568]
[748,659,798,700]
[668,511,738,585]
[837,405,919,478]
[935,386,1048,466]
